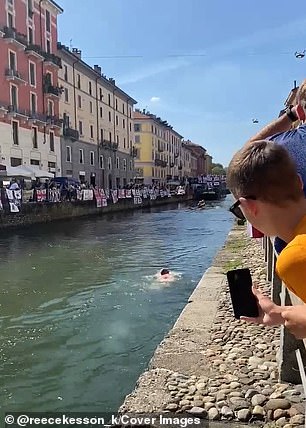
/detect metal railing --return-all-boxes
[264,236,306,389]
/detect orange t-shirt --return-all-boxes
[276,215,306,303]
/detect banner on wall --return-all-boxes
[36,189,46,202]
[125,189,132,198]
[118,189,125,199]
[112,190,118,204]
[6,188,21,213]
[93,189,102,208]
[134,196,142,205]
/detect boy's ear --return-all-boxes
[240,197,258,216]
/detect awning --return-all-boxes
[0,165,34,178]
[23,165,54,178]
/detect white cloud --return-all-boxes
[150,96,160,103]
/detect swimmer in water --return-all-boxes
[157,268,174,282]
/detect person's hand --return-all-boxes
[240,286,285,326]
[282,305,306,339]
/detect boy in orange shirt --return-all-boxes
[227,140,306,338]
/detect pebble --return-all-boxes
[266,399,291,410]
[187,407,207,417]
[207,407,220,421]
[251,393,267,406]
[237,408,251,422]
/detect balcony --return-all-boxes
[8,105,28,119]
[43,51,62,68]
[178,163,183,170]
[130,146,138,158]
[100,140,118,151]
[5,68,27,84]
[25,44,44,61]
[44,85,62,98]
[157,145,164,152]
[170,162,175,168]
[28,112,48,126]
[174,152,179,158]
[3,27,27,50]
[155,159,167,168]
[46,115,62,128]
[63,127,79,141]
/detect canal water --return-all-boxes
[0,196,233,412]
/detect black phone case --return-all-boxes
[226,268,259,319]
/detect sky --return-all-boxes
[57,0,306,166]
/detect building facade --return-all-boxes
[0,0,63,174]
[134,110,185,185]
[183,140,212,176]
[57,44,137,188]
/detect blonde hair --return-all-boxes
[227,140,303,206]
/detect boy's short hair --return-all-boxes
[227,140,303,205]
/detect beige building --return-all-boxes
[134,110,186,185]
[57,43,137,188]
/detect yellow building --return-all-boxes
[57,44,137,188]
[134,110,185,185]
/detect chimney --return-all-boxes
[72,48,82,59]
[94,65,102,75]
[109,78,116,85]
[294,80,297,89]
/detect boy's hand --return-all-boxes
[282,305,306,339]
[240,286,285,326]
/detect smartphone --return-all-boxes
[226,268,259,319]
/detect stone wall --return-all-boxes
[0,195,190,230]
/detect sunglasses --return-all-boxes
[229,196,256,220]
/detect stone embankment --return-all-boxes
[120,225,305,428]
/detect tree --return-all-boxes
[211,163,226,175]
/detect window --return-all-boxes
[66,146,71,162]
[130,160,133,171]
[28,0,34,17]
[108,94,111,106]
[89,81,92,95]
[115,99,118,110]
[116,135,119,146]
[64,87,68,102]
[47,100,53,116]
[116,115,118,126]
[134,123,141,132]
[99,155,104,169]
[129,108,131,118]
[123,119,125,129]
[49,131,54,152]
[79,121,83,135]
[99,88,103,101]
[100,129,103,142]
[63,113,70,128]
[64,65,68,81]
[48,161,56,169]
[100,107,103,118]
[28,26,33,44]
[123,159,127,171]
[30,159,39,166]
[11,85,17,108]
[78,95,82,108]
[108,111,111,122]
[11,157,22,167]
[90,101,93,114]
[79,149,84,164]
[123,138,126,149]
[46,10,51,32]
[12,121,19,145]
[8,12,14,28]
[135,135,140,143]
[123,103,125,115]
[77,74,81,89]
[90,125,94,139]
[130,122,132,132]
[9,51,16,71]
[29,62,35,86]
[30,93,36,114]
[90,151,94,166]
[108,157,112,170]
[32,127,38,148]
[46,39,51,54]
[109,131,112,142]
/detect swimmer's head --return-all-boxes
[161,269,170,276]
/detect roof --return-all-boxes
[57,43,137,104]
[48,0,64,13]
[134,110,183,138]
